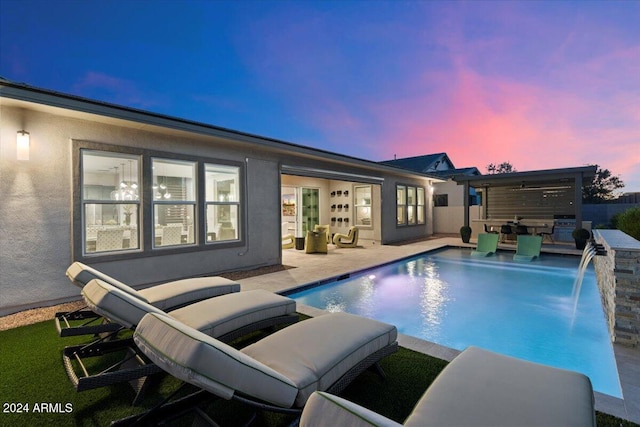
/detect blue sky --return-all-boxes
[1,0,639,191]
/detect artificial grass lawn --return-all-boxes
[0,319,637,427]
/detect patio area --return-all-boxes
[238,236,640,424]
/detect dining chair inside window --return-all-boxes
[96,228,125,252]
[161,225,182,246]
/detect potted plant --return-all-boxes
[572,228,591,250]
[460,226,472,243]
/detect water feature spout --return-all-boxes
[571,241,597,323]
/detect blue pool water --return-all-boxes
[289,248,622,398]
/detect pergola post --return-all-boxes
[463,181,470,227]
[574,172,583,229]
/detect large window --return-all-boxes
[76,143,244,259]
[152,158,196,247]
[205,164,240,242]
[81,150,140,254]
[397,184,425,226]
[354,185,372,226]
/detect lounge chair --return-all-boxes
[306,230,328,254]
[62,279,298,402]
[333,226,359,248]
[300,346,595,427]
[513,235,543,261]
[471,233,499,257]
[313,224,332,244]
[56,261,241,337]
[121,310,397,425]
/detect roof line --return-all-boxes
[1,79,441,180]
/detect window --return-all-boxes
[75,142,245,260]
[397,184,425,226]
[205,164,240,242]
[397,185,406,225]
[81,150,140,254]
[354,185,372,226]
[434,194,449,207]
[152,158,196,247]
[417,187,425,224]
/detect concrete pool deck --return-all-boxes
[238,236,640,423]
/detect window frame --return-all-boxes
[353,184,373,228]
[151,157,198,249]
[80,150,142,256]
[396,183,426,227]
[204,163,242,244]
[72,140,245,262]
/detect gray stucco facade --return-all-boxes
[1,81,437,315]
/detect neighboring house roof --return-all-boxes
[380,153,481,179]
[379,153,455,173]
[429,167,482,179]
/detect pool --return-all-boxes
[288,247,623,398]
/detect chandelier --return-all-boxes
[153,176,171,199]
[110,161,139,201]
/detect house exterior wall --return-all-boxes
[1,99,435,315]
[0,105,284,315]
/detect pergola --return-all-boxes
[455,166,597,229]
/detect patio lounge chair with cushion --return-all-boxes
[333,226,359,248]
[123,310,398,424]
[300,346,595,427]
[56,261,241,337]
[471,233,499,257]
[513,235,543,262]
[62,279,298,402]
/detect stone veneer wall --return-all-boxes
[593,229,640,347]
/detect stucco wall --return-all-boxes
[1,107,77,313]
[1,100,436,315]
[0,105,282,315]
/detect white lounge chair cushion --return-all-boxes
[404,346,596,427]
[66,261,240,310]
[169,289,296,338]
[301,391,402,427]
[82,280,295,335]
[241,312,397,407]
[134,312,299,407]
[138,277,239,311]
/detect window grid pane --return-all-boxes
[354,185,372,226]
[81,150,141,254]
[206,163,241,243]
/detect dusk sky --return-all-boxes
[1,0,639,191]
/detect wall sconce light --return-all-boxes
[16,130,30,161]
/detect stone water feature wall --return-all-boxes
[593,229,640,347]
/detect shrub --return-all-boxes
[616,206,640,241]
